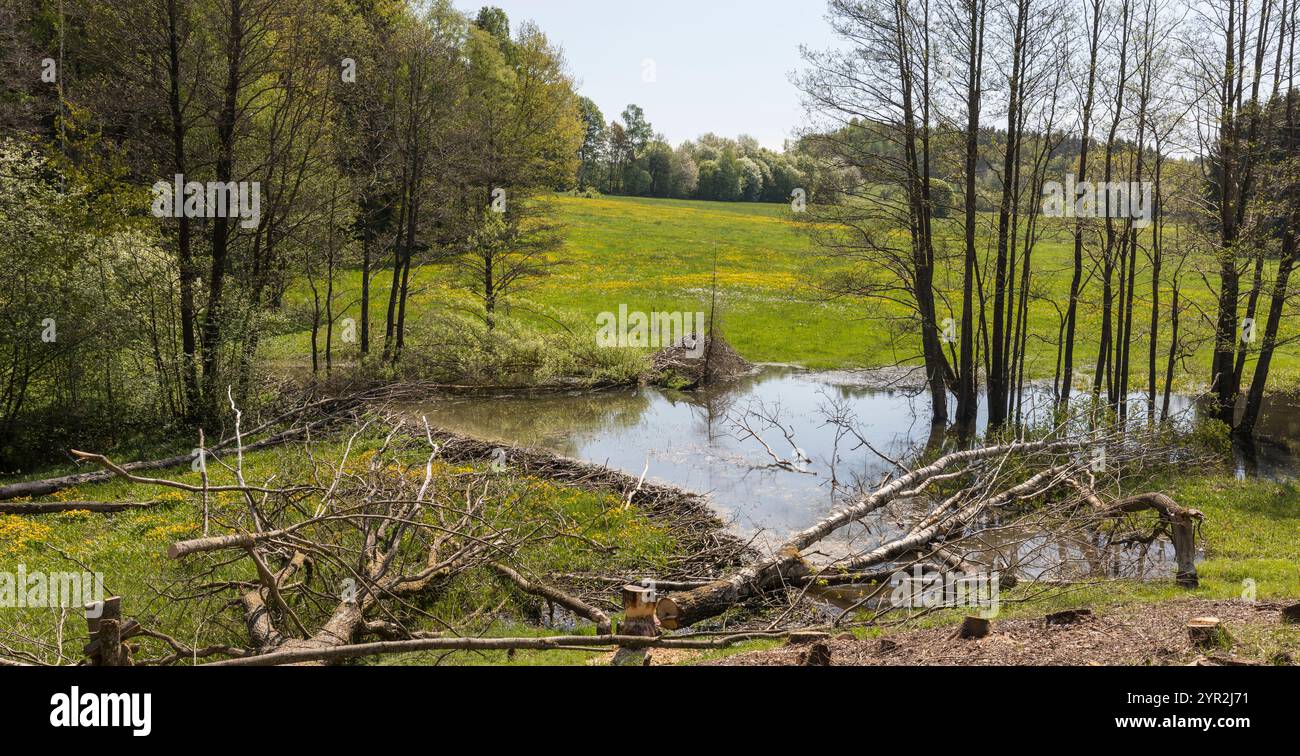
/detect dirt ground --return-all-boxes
[704,599,1299,666]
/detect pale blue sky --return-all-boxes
[454,0,841,151]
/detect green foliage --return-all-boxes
[0,138,179,470]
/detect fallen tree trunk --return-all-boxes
[1102,494,1203,588]
[844,466,1067,571]
[169,529,292,560]
[1068,482,1204,588]
[0,421,325,501]
[0,500,162,515]
[657,440,1066,629]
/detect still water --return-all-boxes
[406,366,1298,575]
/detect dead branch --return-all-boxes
[490,562,612,635]
[656,439,1070,629]
[201,631,792,666]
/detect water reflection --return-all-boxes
[406,367,1298,565]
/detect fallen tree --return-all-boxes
[0,393,368,501]
[0,500,163,514]
[655,421,1207,629]
[656,439,1070,629]
[202,630,789,667]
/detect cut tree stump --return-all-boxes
[1281,603,1300,624]
[618,585,659,638]
[85,597,133,666]
[799,641,832,666]
[958,616,991,640]
[612,584,658,666]
[1187,617,1230,648]
[1046,609,1094,626]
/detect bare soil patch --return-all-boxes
[707,599,1299,666]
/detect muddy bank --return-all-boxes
[424,426,755,578]
[707,599,1299,666]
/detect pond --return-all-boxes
[404,366,1299,579]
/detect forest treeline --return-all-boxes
[572,99,1163,209]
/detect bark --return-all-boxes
[200,0,244,421]
[956,0,986,432]
[165,0,199,419]
[203,631,787,666]
[989,0,1029,429]
[1060,0,1102,411]
[656,440,1066,629]
[1238,230,1296,437]
[0,500,162,515]
[491,562,612,635]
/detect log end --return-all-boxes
[655,596,682,631]
[958,616,992,640]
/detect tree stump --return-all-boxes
[612,584,658,666]
[618,585,659,638]
[958,616,991,640]
[85,597,132,666]
[1187,616,1230,648]
[1170,516,1199,588]
[799,641,832,666]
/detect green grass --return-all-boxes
[265,193,1300,390]
[1169,474,1300,598]
[0,437,682,665]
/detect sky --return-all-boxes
[453,0,842,152]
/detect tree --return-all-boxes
[448,19,582,329]
[621,103,653,156]
[797,0,954,427]
[473,6,510,45]
[644,141,675,196]
[576,96,606,190]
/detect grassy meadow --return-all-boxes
[266,193,1300,391]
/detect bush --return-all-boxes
[391,307,648,387]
